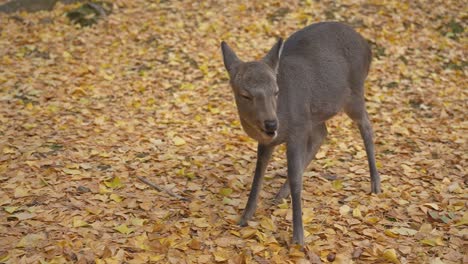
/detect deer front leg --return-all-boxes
[239,144,275,226]
[275,124,328,203]
[288,124,328,245]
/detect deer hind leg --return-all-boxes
[345,96,381,194]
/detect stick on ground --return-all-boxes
[136,176,190,201]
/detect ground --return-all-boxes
[0,0,466,263]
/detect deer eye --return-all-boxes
[274,91,279,96]
[240,93,252,100]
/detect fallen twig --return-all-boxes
[136,176,190,202]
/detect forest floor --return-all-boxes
[0,0,466,263]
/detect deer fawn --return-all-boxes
[221,22,381,245]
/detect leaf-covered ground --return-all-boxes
[0,0,466,263]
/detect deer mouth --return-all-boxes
[262,129,277,138]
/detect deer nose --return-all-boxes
[264,120,278,132]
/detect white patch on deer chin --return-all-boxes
[269,131,277,139]
[258,129,277,144]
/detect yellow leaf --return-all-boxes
[353,207,362,218]
[240,227,257,239]
[71,87,87,97]
[4,206,19,214]
[423,203,439,211]
[303,208,315,224]
[3,146,17,154]
[420,237,444,247]
[14,186,29,198]
[339,205,350,216]
[133,234,149,250]
[199,64,209,75]
[278,200,289,209]
[390,227,418,236]
[110,193,123,202]
[26,102,33,110]
[213,248,230,262]
[63,168,81,175]
[419,223,432,233]
[22,123,36,130]
[219,188,233,196]
[62,51,72,60]
[193,218,210,228]
[99,184,111,194]
[332,180,343,190]
[365,216,380,224]
[86,207,102,215]
[249,243,265,254]
[0,252,9,263]
[382,248,400,264]
[72,218,89,228]
[454,211,468,226]
[149,255,165,262]
[173,136,186,146]
[384,229,399,238]
[114,224,134,235]
[289,245,305,258]
[16,233,46,248]
[104,177,124,189]
[208,105,220,114]
[131,218,146,226]
[260,217,277,232]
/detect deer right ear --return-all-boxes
[221,41,242,76]
[262,38,283,73]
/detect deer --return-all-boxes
[220,22,381,246]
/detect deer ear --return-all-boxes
[262,38,283,73]
[221,41,242,76]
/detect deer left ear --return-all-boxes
[221,41,242,76]
[262,38,283,73]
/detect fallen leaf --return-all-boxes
[420,237,444,247]
[16,233,46,248]
[339,205,350,216]
[110,193,123,202]
[259,217,277,232]
[104,177,124,189]
[4,206,19,214]
[173,136,186,146]
[73,218,89,228]
[14,187,29,198]
[114,224,134,235]
[63,168,81,175]
[382,248,400,264]
[219,187,233,196]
